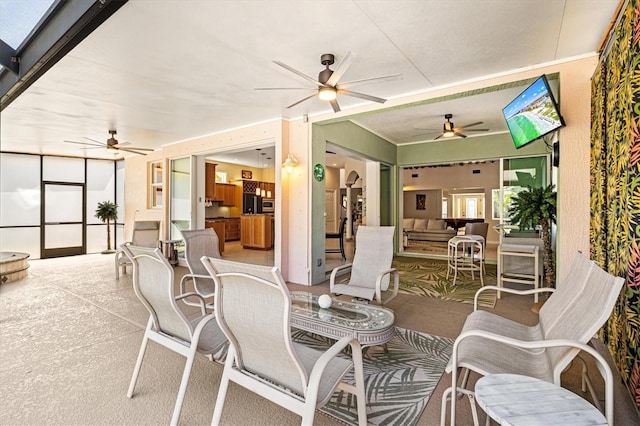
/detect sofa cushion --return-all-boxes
[403,218,415,231]
[427,219,446,230]
[414,219,428,230]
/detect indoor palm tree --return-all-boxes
[507,184,557,289]
[95,200,118,253]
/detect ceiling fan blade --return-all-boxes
[433,134,444,140]
[273,60,323,86]
[338,89,386,104]
[118,145,154,151]
[462,128,490,132]
[459,121,484,128]
[414,127,441,131]
[83,137,104,144]
[325,51,355,87]
[329,99,340,113]
[255,87,315,90]
[457,133,468,138]
[286,92,318,109]
[118,147,148,155]
[64,140,105,147]
[338,74,402,88]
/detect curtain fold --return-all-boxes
[590,0,640,408]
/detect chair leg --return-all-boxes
[127,326,151,398]
[351,341,367,426]
[212,347,235,426]
[171,345,199,426]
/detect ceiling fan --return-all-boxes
[416,114,489,139]
[64,130,154,155]
[256,52,401,113]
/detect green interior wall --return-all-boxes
[310,121,397,284]
[398,132,549,166]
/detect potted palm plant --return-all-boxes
[507,184,557,293]
[95,200,118,253]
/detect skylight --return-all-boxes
[0,0,56,75]
[0,0,56,49]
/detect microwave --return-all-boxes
[262,198,275,213]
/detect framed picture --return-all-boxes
[416,194,426,210]
[242,170,253,179]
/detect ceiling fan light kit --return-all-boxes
[257,52,399,113]
[318,86,337,101]
[415,113,490,140]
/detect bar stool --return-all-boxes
[497,243,541,302]
[447,236,484,285]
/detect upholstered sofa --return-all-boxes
[403,218,457,243]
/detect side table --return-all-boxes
[475,373,607,426]
[159,239,181,266]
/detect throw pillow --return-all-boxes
[414,218,428,230]
[402,218,415,231]
[427,219,445,230]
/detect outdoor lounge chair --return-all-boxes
[114,220,160,278]
[441,251,625,425]
[200,257,367,426]
[329,225,398,304]
[121,245,227,426]
[179,228,221,309]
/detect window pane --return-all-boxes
[45,185,82,223]
[43,156,84,183]
[87,224,116,253]
[44,224,82,249]
[0,153,41,226]
[0,227,41,259]
[87,160,116,225]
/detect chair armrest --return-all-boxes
[375,268,399,305]
[175,292,208,315]
[306,335,358,403]
[447,331,614,426]
[473,286,556,311]
[179,273,214,294]
[329,263,353,291]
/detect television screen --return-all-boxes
[502,75,565,149]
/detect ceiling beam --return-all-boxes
[0,0,128,111]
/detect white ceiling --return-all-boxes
[0,0,619,163]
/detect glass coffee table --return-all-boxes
[290,291,396,346]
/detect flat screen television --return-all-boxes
[502,75,565,149]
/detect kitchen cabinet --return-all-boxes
[214,183,236,206]
[224,217,240,241]
[204,220,225,253]
[205,163,216,200]
[240,215,272,249]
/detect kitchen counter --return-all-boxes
[204,220,225,253]
[206,217,240,241]
[240,214,273,249]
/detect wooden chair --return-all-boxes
[326,216,347,260]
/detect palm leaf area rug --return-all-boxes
[392,256,497,308]
[291,327,454,426]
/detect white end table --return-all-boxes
[475,374,607,426]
